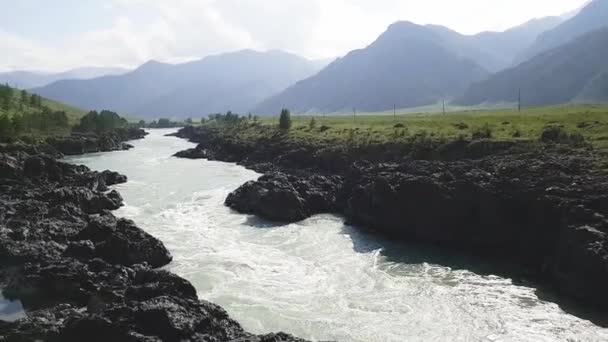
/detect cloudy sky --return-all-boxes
[0,0,589,72]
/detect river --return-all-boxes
[65,129,608,342]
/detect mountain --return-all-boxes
[33,50,323,118]
[253,22,489,115]
[0,67,129,89]
[428,16,563,72]
[455,27,608,106]
[519,0,608,62]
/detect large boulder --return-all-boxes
[226,174,310,222]
[226,172,343,223]
[0,153,21,179]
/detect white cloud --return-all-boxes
[0,0,589,72]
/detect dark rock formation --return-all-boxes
[0,145,307,341]
[46,128,148,156]
[173,148,213,160]
[226,172,343,222]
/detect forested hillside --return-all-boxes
[0,84,85,138]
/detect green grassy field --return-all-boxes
[237,104,608,156]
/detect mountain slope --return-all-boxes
[519,0,608,61]
[428,16,563,72]
[254,22,489,115]
[456,27,608,106]
[33,50,322,118]
[0,67,129,89]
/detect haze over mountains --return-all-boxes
[27,0,608,117]
[457,27,608,106]
[518,0,608,61]
[33,50,326,118]
[0,67,129,89]
[459,0,608,106]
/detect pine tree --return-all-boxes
[279,108,291,130]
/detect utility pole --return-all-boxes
[394,104,396,122]
[353,108,356,122]
[442,100,446,116]
[518,88,521,112]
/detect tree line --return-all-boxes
[73,110,129,133]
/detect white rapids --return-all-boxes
[66,129,608,342]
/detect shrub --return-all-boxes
[472,123,492,140]
[540,126,569,143]
[279,109,292,130]
[452,122,469,130]
[540,126,586,146]
[570,132,585,145]
[394,123,405,128]
[319,125,331,132]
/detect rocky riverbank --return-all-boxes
[0,138,308,341]
[173,124,608,316]
[46,127,149,156]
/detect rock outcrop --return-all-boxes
[226,172,343,222]
[0,145,307,341]
[45,128,148,156]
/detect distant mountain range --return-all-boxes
[0,67,129,89]
[255,22,489,114]
[456,27,608,106]
[458,0,608,107]
[259,0,608,114]
[33,50,326,118]
[518,0,608,62]
[26,0,608,116]
[427,16,563,72]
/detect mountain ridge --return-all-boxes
[33,50,325,118]
[455,26,608,106]
[253,21,489,115]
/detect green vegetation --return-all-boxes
[146,118,185,128]
[73,110,128,133]
[202,104,608,159]
[0,84,87,139]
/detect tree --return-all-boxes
[186,118,193,124]
[0,84,12,111]
[74,111,99,132]
[12,114,25,133]
[30,94,39,108]
[138,120,146,128]
[309,116,317,130]
[0,114,14,138]
[20,90,28,104]
[157,118,171,128]
[279,108,291,130]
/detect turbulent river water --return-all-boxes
[66,129,608,342]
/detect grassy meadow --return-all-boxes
[228,104,608,157]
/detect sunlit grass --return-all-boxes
[222,104,608,158]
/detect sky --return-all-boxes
[0,0,590,72]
